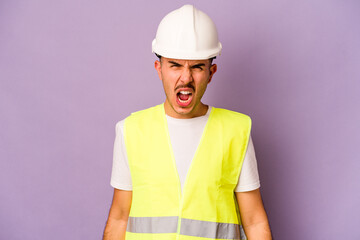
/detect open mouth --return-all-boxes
[176,90,193,106]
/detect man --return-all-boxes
[103,5,272,240]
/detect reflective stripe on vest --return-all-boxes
[124,104,251,240]
[127,216,247,239]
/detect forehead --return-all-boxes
[162,57,210,65]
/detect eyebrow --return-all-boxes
[191,63,205,68]
[167,61,206,68]
[168,61,182,66]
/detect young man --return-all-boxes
[103,5,272,240]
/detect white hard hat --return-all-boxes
[152,5,222,60]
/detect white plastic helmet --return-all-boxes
[152,5,222,60]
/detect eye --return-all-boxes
[170,63,181,68]
[192,65,203,70]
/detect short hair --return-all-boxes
[155,53,162,60]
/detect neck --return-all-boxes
[164,101,208,119]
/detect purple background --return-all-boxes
[1,1,360,239]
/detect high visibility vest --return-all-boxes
[124,104,251,240]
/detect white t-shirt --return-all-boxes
[111,107,260,192]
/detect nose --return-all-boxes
[179,67,193,83]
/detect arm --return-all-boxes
[235,189,272,240]
[103,189,132,240]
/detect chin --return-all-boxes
[172,105,194,116]
[175,107,192,114]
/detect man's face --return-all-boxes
[155,57,217,119]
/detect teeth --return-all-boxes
[179,91,191,95]
[178,98,189,103]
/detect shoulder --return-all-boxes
[123,104,164,132]
[126,104,163,121]
[211,107,252,125]
[114,119,125,136]
[114,105,162,133]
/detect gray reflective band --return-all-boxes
[180,218,247,240]
[126,216,178,233]
[127,216,247,239]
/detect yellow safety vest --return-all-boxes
[124,104,251,240]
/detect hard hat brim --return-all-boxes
[152,39,222,60]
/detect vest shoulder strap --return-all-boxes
[211,107,252,133]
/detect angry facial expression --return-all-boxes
[155,57,217,119]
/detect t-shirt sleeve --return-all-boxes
[234,135,261,192]
[110,119,133,190]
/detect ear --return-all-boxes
[154,60,162,80]
[208,64,217,84]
